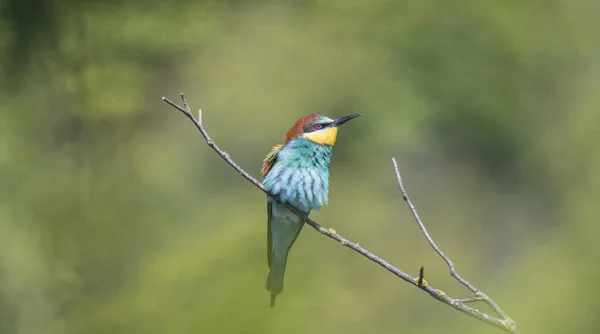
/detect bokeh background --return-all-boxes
[1,0,599,333]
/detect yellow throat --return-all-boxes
[303,127,339,146]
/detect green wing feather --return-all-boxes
[263,144,283,267]
[266,198,273,267]
[261,144,283,177]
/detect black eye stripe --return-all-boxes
[303,122,331,133]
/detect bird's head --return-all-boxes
[283,113,362,146]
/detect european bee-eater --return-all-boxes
[261,112,362,307]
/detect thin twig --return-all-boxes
[392,158,517,332]
[457,297,485,304]
[162,94,519,333]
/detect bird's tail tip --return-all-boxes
[265,276,278,307]
[265,260,285,308]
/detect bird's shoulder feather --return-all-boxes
[262,144,284,177]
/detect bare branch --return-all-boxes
[392,158,518,332]
[457,296,485,304]
[162,94,519,334]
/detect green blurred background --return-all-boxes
[1,0,599,333]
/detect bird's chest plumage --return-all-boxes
[263,138,332,212]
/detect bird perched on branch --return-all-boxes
[261,112,362,307]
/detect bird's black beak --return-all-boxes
[329,114,362,127]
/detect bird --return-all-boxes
[261,112,362,307]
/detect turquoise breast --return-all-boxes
[263,137,332,212]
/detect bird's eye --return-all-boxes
[314,124,323,129]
